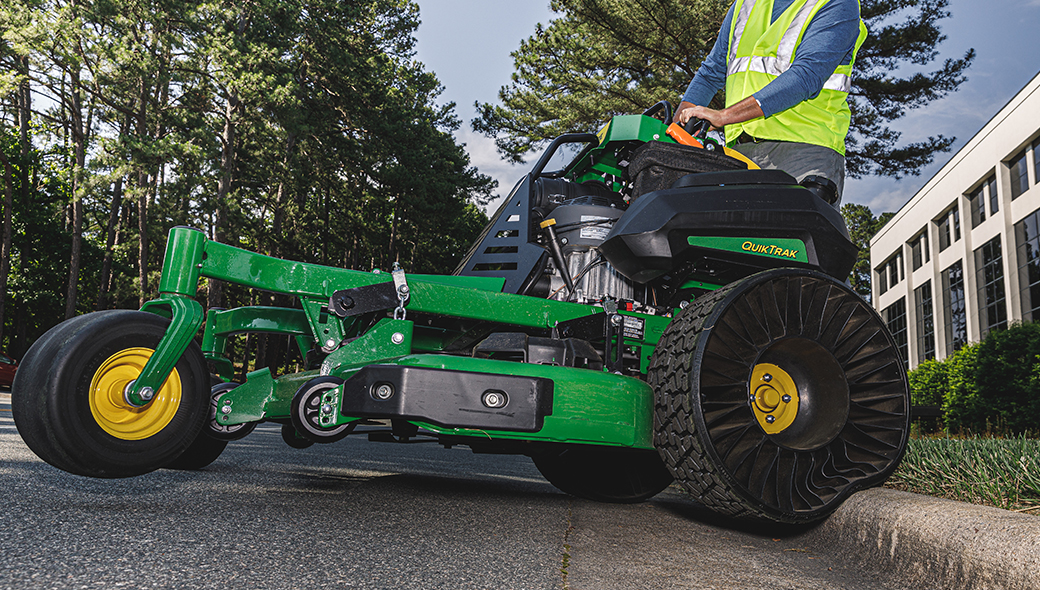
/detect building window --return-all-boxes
[1010,148,1030,200]
[974,236,1007,337]
[877,254,903,295]
[910,231,929,271]
[1016,208,1040,322]
[883,298,909,370]
[1034,139,1040,189]
[969,184,986,228]
[988,175,999,215]
[889,254,900,286]
[937,208,959,251]
[942,260,967,353]
[914,281,935,363]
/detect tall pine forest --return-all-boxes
[0,0,494,371]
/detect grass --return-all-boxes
[886,434,1040,514]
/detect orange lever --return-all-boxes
[666,123,704,148]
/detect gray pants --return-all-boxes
[732,141,846,208]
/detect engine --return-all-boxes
[543,193,633,304]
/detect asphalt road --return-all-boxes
[0,393,899,590]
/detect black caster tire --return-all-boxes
[290,376,354,443]
[649,269,910,524]
[204,381,257,441]
[12,310,209,478]
[281,423,314,449]
[532,446,674,503]
[164,431,228,470]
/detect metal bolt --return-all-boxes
[766,415,776,424]
[398,285,410,296]
[325,339,336,349]
[763,373,772,382]
[221,405,233,415]
[391,332,405,345]
[482,390,507,408]
[679,301,690,309]
[610,314,623,327]
[782,394,792,403]
[374,384,394,400]
[321,404,333,415]
[138,386,154,401]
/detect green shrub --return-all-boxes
[942,342,981,433]
[909,358,947,407]
[974,321,1040,435]
[908,321,1040,435]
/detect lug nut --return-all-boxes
[766,415,776,424]
[782,394,792,403]
[763,373,772,382]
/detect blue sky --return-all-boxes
[414,0,1040,216]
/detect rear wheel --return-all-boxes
[12,310,209,478]
[649,269,910,523]
[532,446,674,503]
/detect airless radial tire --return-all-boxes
[649,268,910,524]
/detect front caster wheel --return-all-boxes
[649,269,910,524]
[11,310,209,478]
[532,446,674,503]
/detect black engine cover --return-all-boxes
[598,170,857,285]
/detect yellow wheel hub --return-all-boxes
[89,347,182,440]
[750,363,799,435]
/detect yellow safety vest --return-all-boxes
[724,0,868,155]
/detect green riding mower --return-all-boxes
[12,102,909,525]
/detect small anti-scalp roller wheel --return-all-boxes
[204,381,257,441]
[649,268,910,523]
[290,376,354,443]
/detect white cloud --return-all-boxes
[458,128,574,215]
[456,128,525,214]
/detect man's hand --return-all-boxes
[673,97,765,130]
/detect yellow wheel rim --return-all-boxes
[750,363,799,435]
[89,347,182,440]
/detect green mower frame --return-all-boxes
[12,105,911,524]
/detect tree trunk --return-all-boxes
[210,91,240,310]
[0,151,15,345]
[64,67,86,319]
[18,55,30,205]
[135,75,151,308]
[97,175,124,310]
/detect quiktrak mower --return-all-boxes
[12,103,910,524]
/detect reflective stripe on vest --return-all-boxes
[724,0,866,155]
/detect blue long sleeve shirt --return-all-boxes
[681,0,862,118]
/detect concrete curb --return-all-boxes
[798,488,1040,590]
